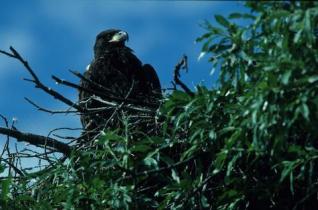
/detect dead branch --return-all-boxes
[24,97,79,114]
[0,127,72,156]
[0,158,25,176]
[52,74,160,109]
[0,114,10,159]
[0,46,84,112]
[173,55,194,97]
[90,95,154,114]
[53,74,134,111]
[69,70,117,96]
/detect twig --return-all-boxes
[24,97,79,114]
[0,47,84,112]
[0,49,16,58]
[123,155,197,180]
[0,158,24,176]
[101,79,135,131]
[90,95,154,114]
[52,74,160,108]
[0,114,10,158]
[69,70,116,96]
[47,127,82,143]
[52,134,77,140]
[173,55,194,97]
[0,114,9,127]
[0,127,72,155]
[177,174,214,206]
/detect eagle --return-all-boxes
[79,29,162,140]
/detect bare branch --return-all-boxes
[69,70,117,96]
[173,55,194,97]
[90,95,154,114]
[9,47,40,83]
[0,127,72,156]
[28,77,155,117]
[24,97,79,114]
[0,49,16,58]
[0,158,25,176]
[0,47,84,112]
[0,114,10,159]
[0,114,9,127]
[53,74,160,108]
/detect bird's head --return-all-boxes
[94,29,129,57]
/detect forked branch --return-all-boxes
[173,55,194,97]
[0,46,84,112]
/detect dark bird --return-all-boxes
[79,29,162,140]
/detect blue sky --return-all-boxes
[0,1,247,142]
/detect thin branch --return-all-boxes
[100,79,135,132]
[0,47,84,112]
[178,174,214,206]
[0,127,72,156]
[24,97,78,114]
[47,127,82,143]
[8,47,40,82]
[69,70,116,95]
[90,95,154,114]
[52,74,160,108]
[0,49,16,58]
[122,155,197,180]
[0,114,9,127]
[0,158,24,176]
[52,134,77,141]
[173,55,194,97]
[0,114,10,158]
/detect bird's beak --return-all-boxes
[109,31,129,43]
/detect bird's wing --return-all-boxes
[141,64,161,95]
[78,64,92,101]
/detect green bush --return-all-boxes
[1,1,318,209]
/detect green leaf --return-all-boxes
[98,131,125,144]
[200,195,210,208]
[143,157,158,168]
[226,154,240,177]
[226,130,242,149]
[218,127,236,136]
[171,169,180,183]
[228,13,255,20]
[209,130,217,140]
[279,160,301,183]
[293,30,303,43]
[0,164,6,173]
[215,15,231,28]
[304,10,312,32]
[131,145,152,153]
[213,150,228,174]
[1,177,11,201]
[300,103,309,121]
[308,75,318,83]
[281,70,292,85]
[196,32,212,42]
[181,144,198,160]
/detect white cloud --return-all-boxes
[39,1,219,25]
[37,1,219,55]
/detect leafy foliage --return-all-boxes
[1,1,318,209]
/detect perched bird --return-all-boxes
[79,29,162,140]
